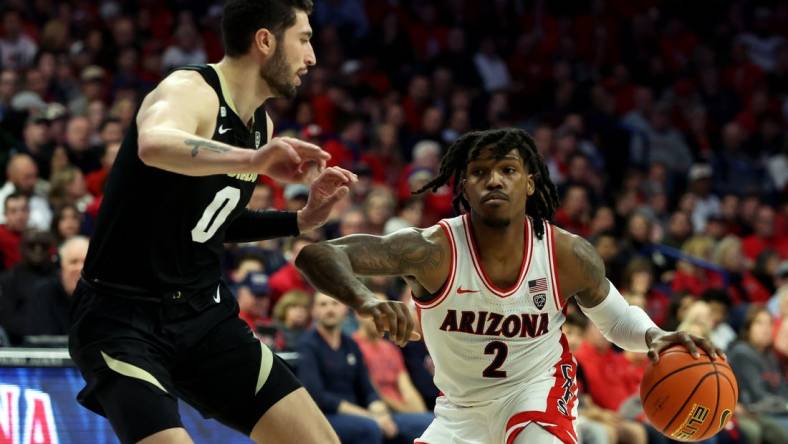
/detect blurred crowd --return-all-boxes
[0,0,786,443]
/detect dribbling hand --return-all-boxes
[355,297,421,346]
[253,137,330,184]
[646,329,725,363]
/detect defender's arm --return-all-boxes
[135,70,257,176]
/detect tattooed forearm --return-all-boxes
[295,230,443,308]
[184,138,231,158]
[571,235,610,305]
[295,241,375,308]
[348,233,443,276]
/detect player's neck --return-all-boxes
[469,214,526,261]
[215,57,274,125]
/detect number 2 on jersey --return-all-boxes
[483,340,508,378]
[191,186,240,243]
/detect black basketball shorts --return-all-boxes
[68,278,301,444]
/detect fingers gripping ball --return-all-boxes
[640,345,738,442]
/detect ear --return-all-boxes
[253,28,276,57]
[526,174,535,196]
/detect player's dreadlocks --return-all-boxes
[415,128,559,239]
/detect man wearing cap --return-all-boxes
[687,163,720,232]
[68,65,106,116]
[236,271,273,332]
[18,111,55,179]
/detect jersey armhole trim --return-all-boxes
[208,64,245,123]
[545,222,563,311]
[414,221,457,309]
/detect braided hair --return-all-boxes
[415,128,559,239]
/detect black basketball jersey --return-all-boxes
[83,64,268,295]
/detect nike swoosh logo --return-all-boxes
[457,287,480,294]
[218,125,231,134]
[214,286,221,303]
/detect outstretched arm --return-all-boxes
[296,226,448,345]
[555,228,723,361]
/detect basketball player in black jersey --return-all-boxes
[67,2,411,443]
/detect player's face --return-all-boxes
[462,148,533,228]
[260,11,315,99]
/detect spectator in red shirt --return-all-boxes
[85,140,121,197]
[573,321,649,411]
[354,294,432,415]
[0,192,29,269]
[268,235,315,306]
[353,293,433,440]
[671,235,717,298]
[563,312,647,444]
[743,206,788,263]
[712,235,772,304]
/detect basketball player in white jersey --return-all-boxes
[295,128,723,444]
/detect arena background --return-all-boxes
[0,0,786,443]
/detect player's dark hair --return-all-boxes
[415,128,559,239]
[221,0,314,57]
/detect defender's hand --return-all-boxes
[355,298,421,346]
[646,328,725,363]
[253,137,329,183]
[297,167,357,232]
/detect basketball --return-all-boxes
[640,345,738,442]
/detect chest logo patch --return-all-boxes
[533,293,546,310]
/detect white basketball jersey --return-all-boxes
[414,214,568,407]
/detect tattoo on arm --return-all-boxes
[571,235,610,305]
[295,230,443,307]
[348,232,443,276]
[184,138,231,158]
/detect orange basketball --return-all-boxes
[640,345,739,442]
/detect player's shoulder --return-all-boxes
[148,69,218,107]
[409,223,452,251]
[550,224,598,264]
[551,224,605,282]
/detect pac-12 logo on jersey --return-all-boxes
[533,293,546,310]
[255,131,261,148]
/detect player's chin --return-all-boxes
[479,214,511,228]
